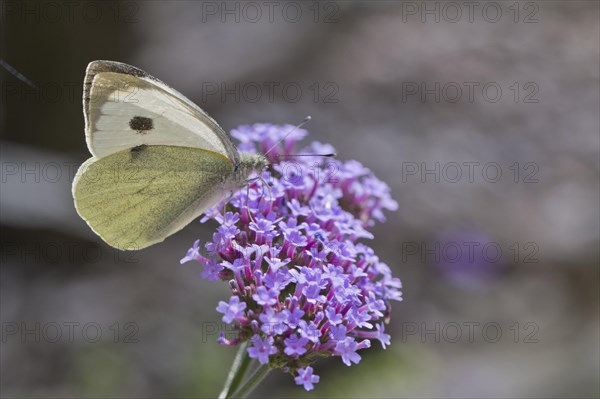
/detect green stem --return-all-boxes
[219,342,251,399]
[228,363,272,399]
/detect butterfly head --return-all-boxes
[237,152,269,176]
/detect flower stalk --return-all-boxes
[228,363,272,399]
[219,342,252,399]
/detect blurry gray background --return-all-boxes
[1,1,598,398]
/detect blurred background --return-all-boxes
[1,1,598,398]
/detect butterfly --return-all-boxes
[72,60,268,250]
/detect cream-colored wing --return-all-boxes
[83,60,240,164]
[72,145,233,250]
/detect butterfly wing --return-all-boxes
[83,60,240,164]
[72,145,234,250]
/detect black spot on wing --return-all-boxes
[129,144,148,161]
[131,144,147,154]
[129,116,154,134]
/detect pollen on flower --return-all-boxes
[181,123,401,391]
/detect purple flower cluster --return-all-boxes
[181,123,401,391]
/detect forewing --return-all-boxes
[83,60,240,163]
[72,145,233,250]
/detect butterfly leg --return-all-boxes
[244,182,256,224]
[221,191,234,220]
[253,176,273,217]
[258,176,273,204]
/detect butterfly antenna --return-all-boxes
[264,116,312,156]
[0,59,38,90]
[278,153,337,158]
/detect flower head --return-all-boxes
[184,123,401,390]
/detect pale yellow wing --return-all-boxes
[72,145,233,250]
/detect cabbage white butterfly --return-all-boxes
[72,60,268,250]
